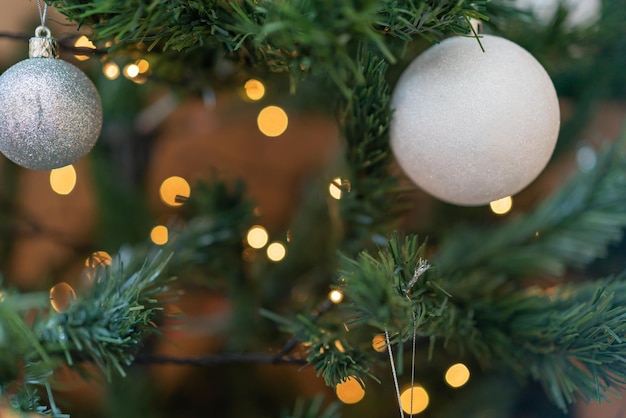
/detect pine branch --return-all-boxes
[49,0,492,90]
[336,232,626,411]
[337,49,403,251]
[435,132,626,281]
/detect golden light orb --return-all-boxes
[336,376,365,404]
[50,282,77,313]
[445,363,470,388]
[246,225,269,249]
[329,289,344,304]
[103,62,120,80]
[490,196,513,215]
[257,106,288,137]
[400,386,429,414]
[74,35,95,61]
[266,242,287,262]
[49,165,77,195]
[150,225,169,245]
[244,79,266,101]
[159,176,191,207]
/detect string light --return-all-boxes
[334,340,345,352]
[444,363,470,388]
[489,196,513,215]
[49,165,77,195]
[329,177,343,200]
[49,282,77,313]
[400,386,429,414]
[103,62,120,80]
[150,225,168,245]
[159,176,191,207]
[85,251,112,268]
[136,59,150,74]
[372,334,387,352]
[123,63,140,79]
[266,242,286,262]
[257,106,288,137]
[244,79,265,101]
[74,35,95,61]
[329,289,344,304]
[246,225,269,249]
[336,376,365,404]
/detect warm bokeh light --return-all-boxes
[136,59,150,74]
[329,177,343,200]
[246,225,269,249]
[85,251,112,268]
[372,334,387,352]
[266,242,286,262]
[50,165,77,195]
[329,289,344,304]
[159,176,191,207]
[336,377,365,404]
[244,79,266,101]
[334,340,345,353]
[489,196,513,215]
[257,106,288,137]
[400,386,429,414]
[103,62,120,80]
[50,282,77,313]
[151,225,169,245]
[74,35,95,61]
[123,63,140,79]
[445,363,470,388]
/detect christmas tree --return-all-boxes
[1,0,625,417]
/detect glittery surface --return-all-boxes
[0,57,102,170]
[390,35,560,206]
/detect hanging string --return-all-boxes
[409,310,417,418]
[385,329,405,418]
[37,0,49,28]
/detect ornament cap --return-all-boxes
[29,26,58,58]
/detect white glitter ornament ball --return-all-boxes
[390,35,560,206]
[0,31,102,170]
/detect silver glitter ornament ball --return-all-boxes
[390,35,560,206]
[0,56,102,170]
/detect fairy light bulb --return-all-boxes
[400,386,429,414]
[329,177,343,200]
[257,106,288,137]
[85,251,112,268]
[329,289,344,304]
[74,35,95,61]
[151,225,168,245]
[490,196,513,215]
[336,376,365,404]
[372,334,387,352]
[266,242,286,262]
[103,62,120,80]
[244,79,265,101]
[49,164,77,195]
[159,176,191,207]
[445,363,470,388]
[123,63,140,79]
[246,225,269,249]
[49,282,77,313]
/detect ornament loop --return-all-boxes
[34,25,51,38]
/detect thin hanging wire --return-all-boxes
[385,329,405,418]
[37,0,49,28]
[409,311,417,418]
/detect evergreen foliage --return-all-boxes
[0,1,624,417]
